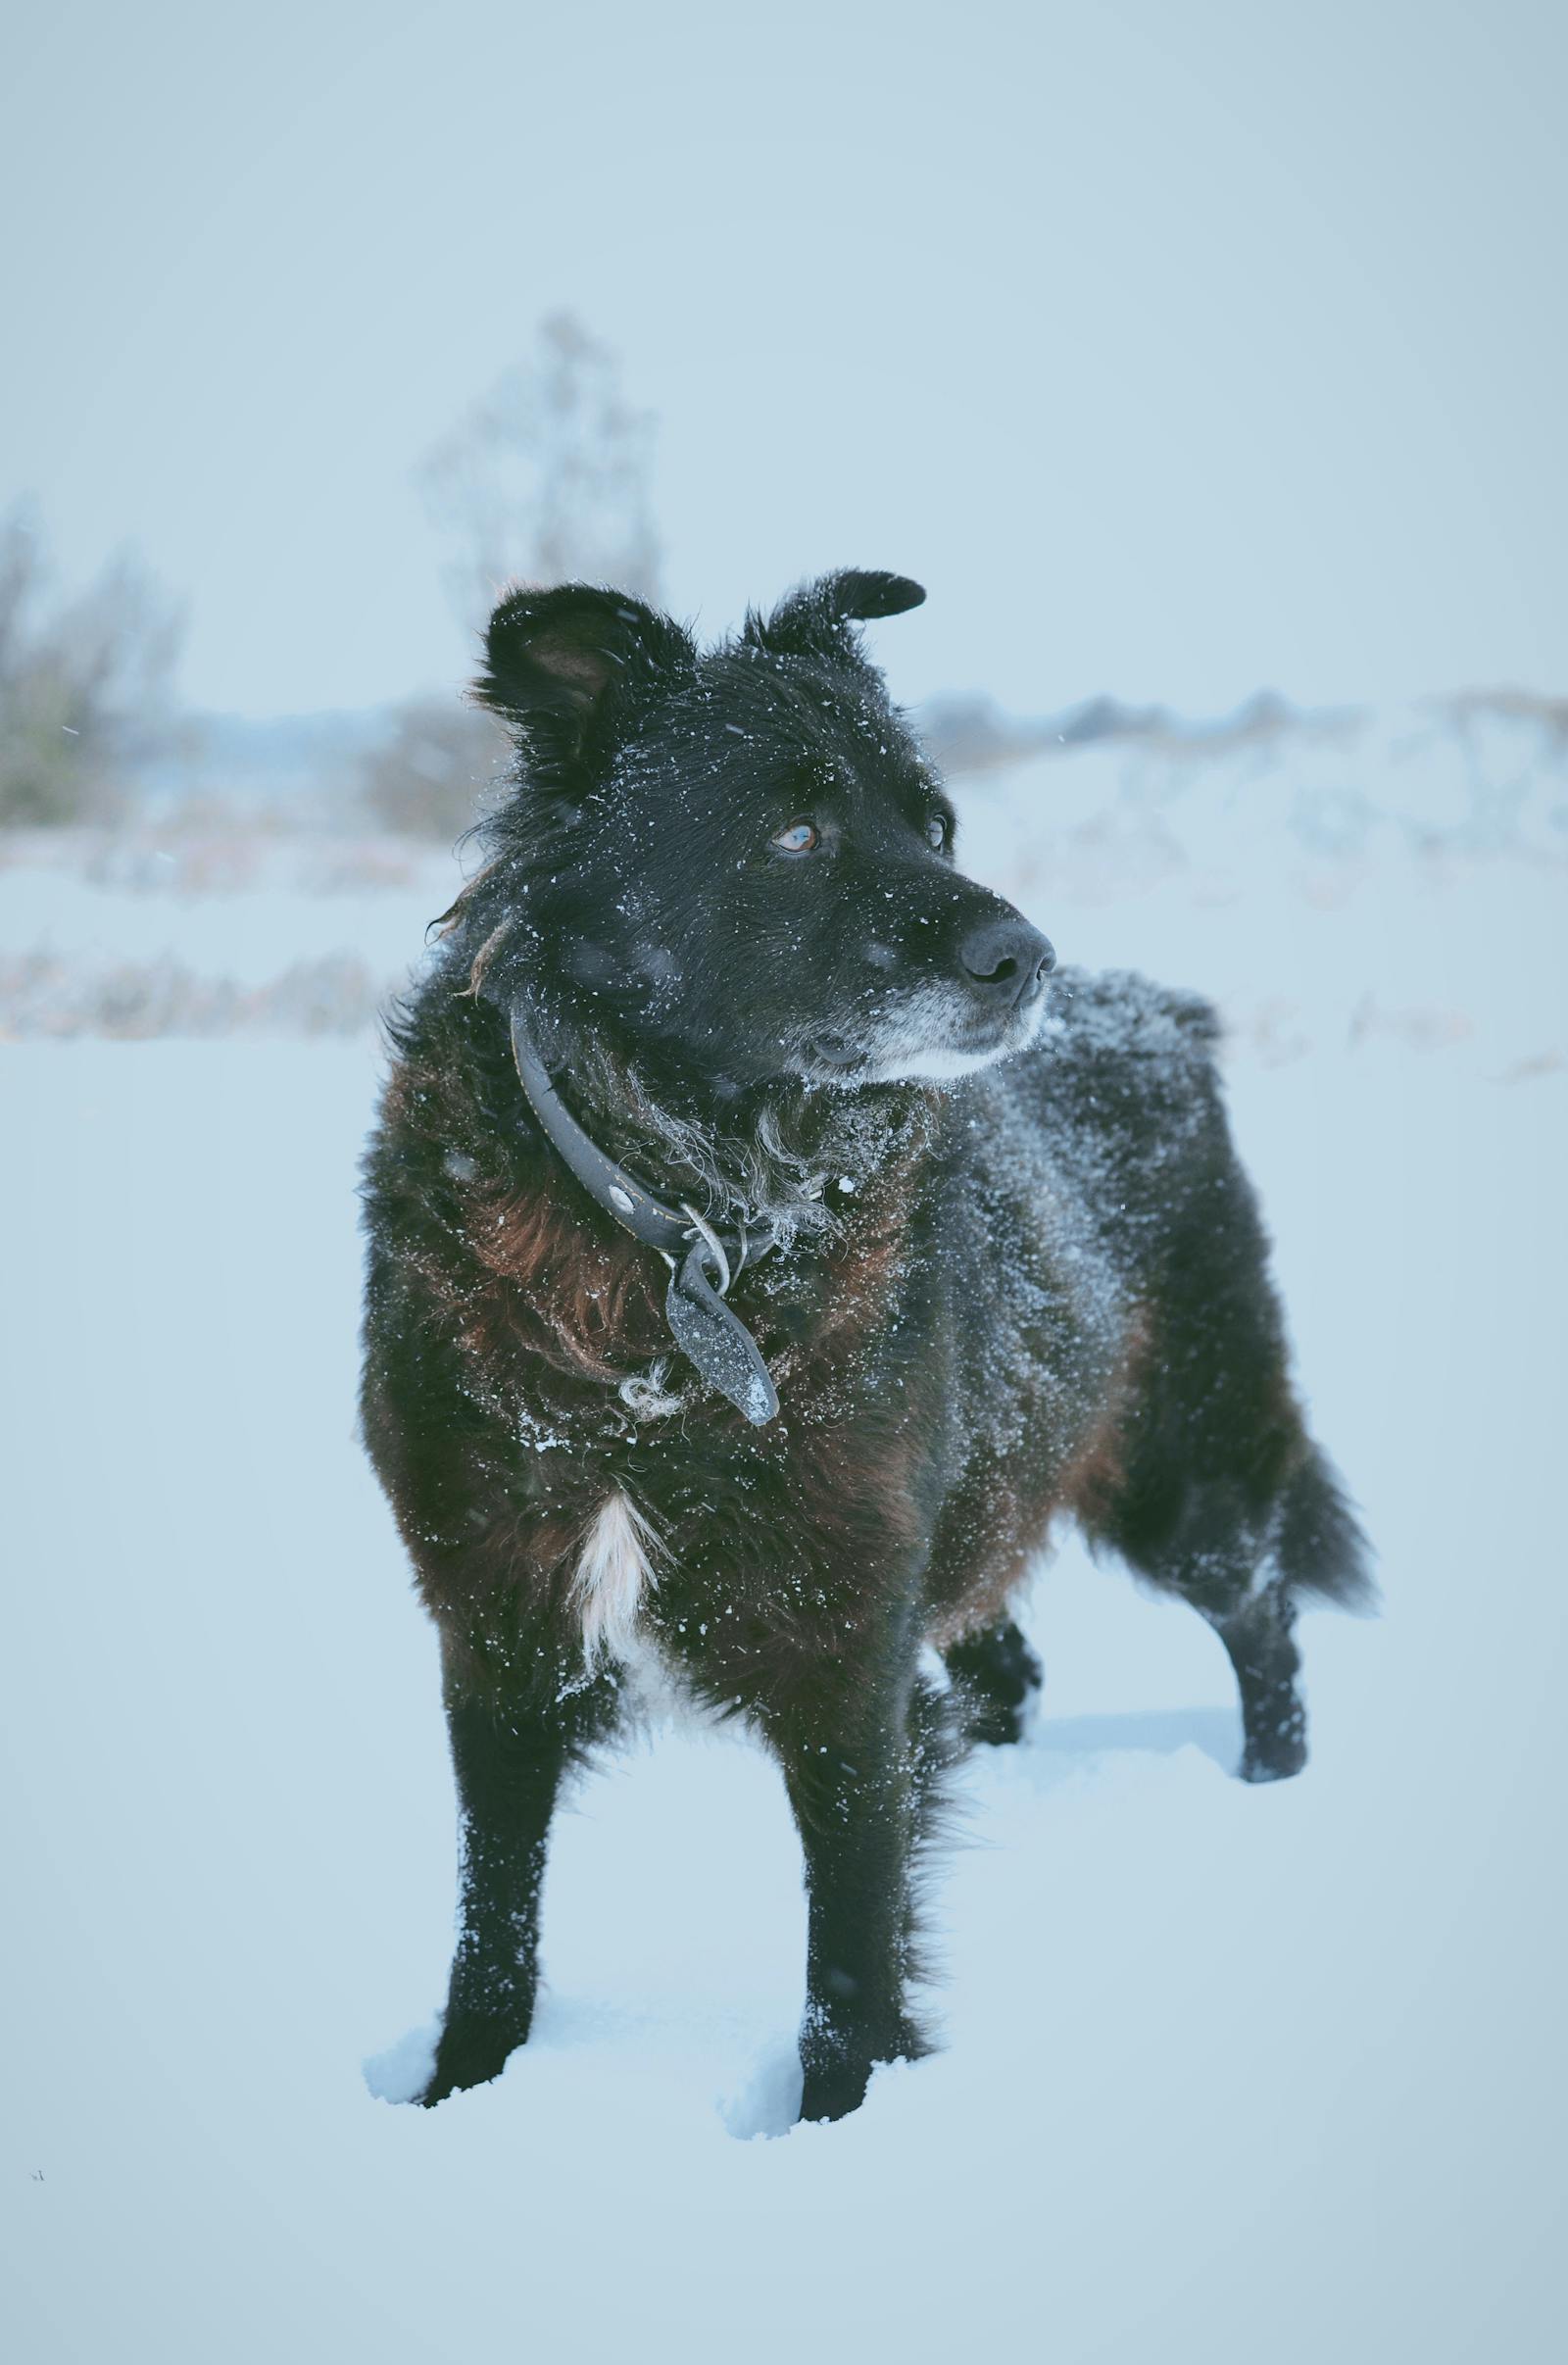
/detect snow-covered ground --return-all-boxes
[3,714,1565,2362]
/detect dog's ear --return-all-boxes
[473,585,696,760]
[744,569,925,664]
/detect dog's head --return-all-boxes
[471,570,1054,1092]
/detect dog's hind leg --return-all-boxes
[1105,1530,1307,1783]
[1101,1493,1311,1784]
[1209,1447,1371,1782]
[944,1617,1042,1747]
[1106,1450,1369,1784]
[419,1641,617,2106]
[1199,1569,1307,1784]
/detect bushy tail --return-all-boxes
[1277,1446,1377,1612]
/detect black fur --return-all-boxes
[360,571,1369,2122]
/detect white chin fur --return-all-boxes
[849,985,1049,1087]
[865,1038,1013,1084]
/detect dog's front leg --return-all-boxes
[770,1672,931,2125]
[419,1639,613,2106]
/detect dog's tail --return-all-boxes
[1277,1445,1377,1612]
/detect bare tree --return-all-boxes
[416,311,662,626]
[364,316,662,837]
[0,505,184,827]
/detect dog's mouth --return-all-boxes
[808,980,1050,1087]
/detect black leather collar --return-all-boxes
[508,1007,781,1426]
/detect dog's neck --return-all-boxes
[507,996,926,1253]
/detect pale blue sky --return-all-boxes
[2,0,1562,718]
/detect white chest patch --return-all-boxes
[570,1489,662,1665]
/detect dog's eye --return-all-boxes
[772,820,819,854]
[925,815,951,852]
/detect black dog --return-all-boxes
[360,569,1368,2122]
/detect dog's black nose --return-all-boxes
[958,914,1055,1006]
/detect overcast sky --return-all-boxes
[3,0,1562,719]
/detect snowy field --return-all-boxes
[3,711,1566,2362]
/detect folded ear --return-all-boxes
[744,568,925,663]
[473,585,697,760]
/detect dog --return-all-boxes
[360,568,1369,2122]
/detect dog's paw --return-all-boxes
[416,2015,526,2106]
[962,1696,1034,1749]
[797,2022,922,2126]
[798,2059,874,2126]
[1239,1728,1308,1783]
